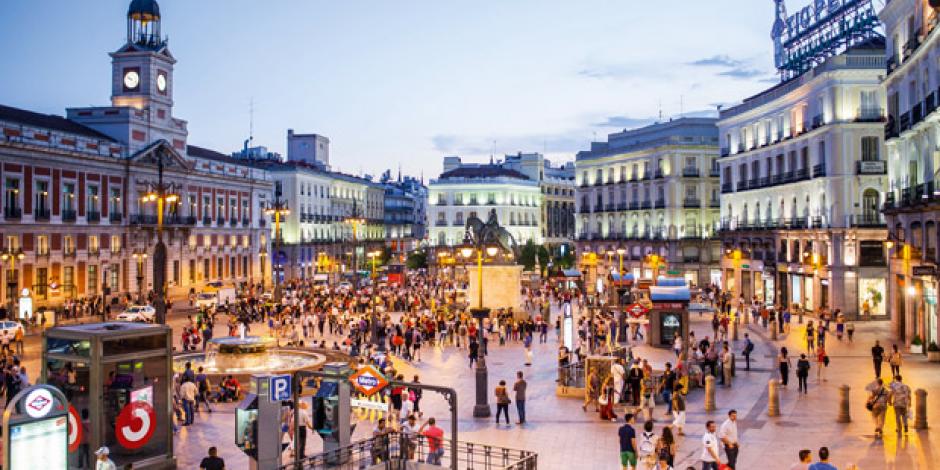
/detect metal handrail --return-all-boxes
[281,432,536,470]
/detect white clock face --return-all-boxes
[157,74,167,92]
[124,71,140,89]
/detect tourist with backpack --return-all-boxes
[637,420,658,468]
[742,333,754,371]
[655,426,676,467]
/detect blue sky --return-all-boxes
[0,0,783,179]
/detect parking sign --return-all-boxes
[270,374,292,402]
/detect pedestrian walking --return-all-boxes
[889,344,902,378]
[718,410,739,469]
[660,363,676,417]
[199,446,225,470]
[815,345,828,382]
[655,426,676,468]
[495,380,511,425]
[871,340,884,378]
[618,413,638,470]
[95,447,117,470]
[796,354,810,394]
[807,447,837,470]
[638,420,658,468]
[742,333,754,371]
[778,347,791,387]
[513,371,527,424]
[640,369,656,422]
[700,420,722,470]
[671,384,686,436]
[791,449,813,470]
[889,375,911,434]
[866,378,889,438]
[180,379,198,425]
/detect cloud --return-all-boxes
[431,132,587,156]
[592,116,656,129]
[577,64,634,80]
[688,55,744,68]
[718,67,767,79]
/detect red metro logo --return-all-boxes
[116,401,156,449]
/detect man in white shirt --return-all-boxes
[296,401,313,458]
[611,359,626,404]
[719,410,739,468]
[180,379,198,426]
[701,420,722,470]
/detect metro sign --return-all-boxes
[349,365,389,397]
[626,303,650,319]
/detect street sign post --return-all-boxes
[270,374,292,402]
[2,384,70,470]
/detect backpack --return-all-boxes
[639,431,656,455]
[744,341,754,354]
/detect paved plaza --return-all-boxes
[19,303,927,469]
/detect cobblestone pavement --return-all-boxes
[14,303,940,469]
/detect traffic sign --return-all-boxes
[67,405,82,453]
[115,401,156,450]
[626,303,650,319]
[349,365,389,397]
[270,374,292,402]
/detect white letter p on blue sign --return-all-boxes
[270,375,291,402]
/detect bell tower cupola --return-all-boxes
[127,0,163,48]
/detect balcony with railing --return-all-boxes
[900,111,911,132]
[34,208,50,221]
[217,217,226,226]
[203,216,212,225]
[720,147,730,157]
[682,167,700,177]
[736,181,749,191]
[86,211,100,222]
[641,200,652,209]
[683,198,701,208]
[435,219,448,226]
[654,199,665,209]
[812,164,826,178]
[629,201,639,210]
[721,182,733,194]
[856,160,886,175]
[811,114,824,129]
[709,167,720,177]
[654,169,664,179]
[709,199,720,208]
[848,213,886,227]
[856,107,886,123]
[109,212,122,223]
[62,209,76,222]
[913,102,924,126]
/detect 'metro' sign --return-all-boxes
[349,365,389,397]
[771,0,880,78]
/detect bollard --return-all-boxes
[770,320,778,341]
[705,375,716,412]
[767,379,780,417]
[732,319,739,341]
[743,308,750,324]
[837,385,851,423]
[915,389,928,430]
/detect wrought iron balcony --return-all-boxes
[683,198,701,208]
[62,209,76,222]
[34,208,50,221]
[86,211,100,222]
[682,167,700,177]
[812,164,826,178]
[109,212,123,223]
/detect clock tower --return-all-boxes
[69,0,188,154]
[111,0,175,112]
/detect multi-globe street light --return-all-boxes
[459,239,501,418]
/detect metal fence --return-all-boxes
[280,432,537,470]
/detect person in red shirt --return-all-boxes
[419,417,445,465]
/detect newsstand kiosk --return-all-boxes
[646,284,691,348]
[42,322,175,469]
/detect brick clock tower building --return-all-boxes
[0,0,273,312]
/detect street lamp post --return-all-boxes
[131,250,148,303]
[1,248,25,314]
[265,185,290,302]
[460,242,500,418]
[140,153,181,324]
[367,250,381,279]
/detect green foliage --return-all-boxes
[911,335,924,346]
[519,240,539,272]
[928,341,939,352]
[406,250,428,270]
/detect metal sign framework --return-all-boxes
[772,0,882,80]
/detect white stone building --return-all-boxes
[575,118,722,285]
[718,42,889,318]
[428,161,542,247]
[880,0,940,346]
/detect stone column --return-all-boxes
[770,320,778,340]
[767,379,780,417]
[837,385,851,423]
[915,388,928,430]
[705,375,716,412]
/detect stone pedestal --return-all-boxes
[915,388,928,430]
[767,379,780,417]
[837,385,851,423]
[704,376,716,412]
[467,265,523,316]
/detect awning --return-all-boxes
[649,286,691,301]
[560,269,582,278]
[656,277,688,287]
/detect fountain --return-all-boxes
[173,328,340,378]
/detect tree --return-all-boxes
[406,250,428,270]
[519,240,539,271]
